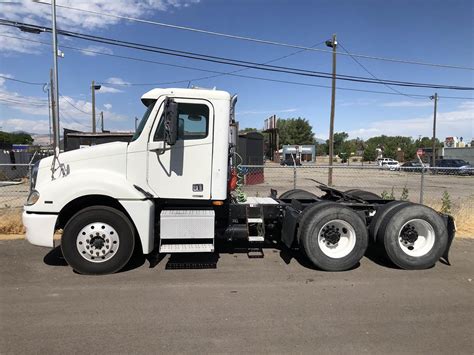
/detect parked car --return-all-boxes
[401,161,429,172]
[280,157,301,166]
[377,158,397,166]
[380,161,400,171]
[434,159,473,175]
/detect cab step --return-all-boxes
[160,243,214,253]
[246,205,265,243]
[247,247,264,258]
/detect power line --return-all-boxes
[59,109,91,129]
[0,97,48,106]
[0,92,48,103]
[59,93,92,114]
[32,0,474,71]
[99,41,327,87]
[338,42,423,100]
[0,74,46,86]
[58,103,91,129]
[55,28,474,89]
[2,20,472,91]
[2,33,473,100]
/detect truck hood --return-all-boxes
[37,142,129,184]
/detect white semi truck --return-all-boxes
[23,88,455,274]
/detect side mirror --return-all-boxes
[164,98,178,145]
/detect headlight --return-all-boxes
[30,161,39,191]
[26,190,40,206]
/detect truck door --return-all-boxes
[147,98,214,200]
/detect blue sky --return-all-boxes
[0,0,473,142]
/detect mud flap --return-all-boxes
[441,214,456,266]
[281,206,300,248]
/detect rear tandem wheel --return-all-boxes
[298,203,368,271]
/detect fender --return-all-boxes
[26,170,156,254]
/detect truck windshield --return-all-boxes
[131,100,156,141]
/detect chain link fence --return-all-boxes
[1,161,473,214]
[239,162,473,214]
[0,163,32,210]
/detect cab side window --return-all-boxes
[154,102,209,141]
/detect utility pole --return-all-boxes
[430,93,438,167]
[326,34,337,185]
[100,111,104,132]
[135,117,139,131]
[51,0,60,153]
[91,80,96,133]
[47,86,52,145]
[49,69,57,150]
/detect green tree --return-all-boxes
[333,132,349,155]
[365,135,418,161]
[0,131,34,145]
[316,142,328,155]
[277,117,314,147]
[239,127,259,134]
[363,143,377,161]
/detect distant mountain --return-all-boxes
[32,134,53,146]
[314,138,326,144]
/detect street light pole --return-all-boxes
[91,81,101,133]
[51,0,60,153]
[91,80,96,133]
[430,93,438,167]
[326,34,337,185]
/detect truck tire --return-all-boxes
[279,189,318,200]
[298,204,368,271]
[368,201,411,243]
[379,204,448,270]
[345,189,382,200]
[61,206,135,275]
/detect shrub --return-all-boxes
[400,187,409,201]
[441,190,452,214]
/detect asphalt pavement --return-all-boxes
[1,239,473,354]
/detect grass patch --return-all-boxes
[426,201,473,238]
[0,209,25,234]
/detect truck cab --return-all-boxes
[23,88,454,275]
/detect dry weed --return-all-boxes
[0,210,25,234]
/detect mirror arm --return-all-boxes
[148,141,167,154]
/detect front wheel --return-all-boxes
[61,206,135,275]
[298,204,368,271]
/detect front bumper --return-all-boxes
[22,211,58,248]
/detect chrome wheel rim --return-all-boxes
[76,222,119,263]
[398,219,435,257]
[317,219,356,259]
